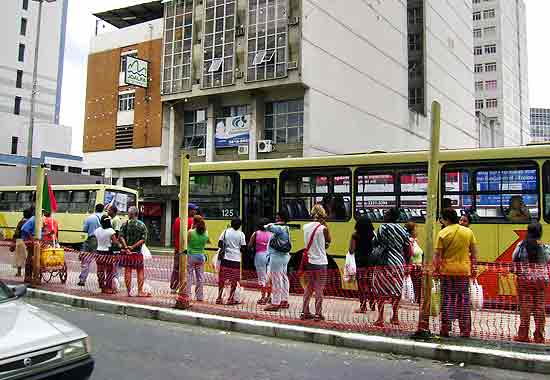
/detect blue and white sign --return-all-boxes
[215,115,250,148]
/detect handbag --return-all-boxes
[218,229,227,260]
[269,226,292,252]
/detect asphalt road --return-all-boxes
[28,299,539,380]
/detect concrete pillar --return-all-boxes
[164,201,173,247]
[163,106,177,186]
[206,101,217,162]
[249,93,265,160]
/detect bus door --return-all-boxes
[242,179,277,273]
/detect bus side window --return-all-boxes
[70,191,90,213]
[54,191,71,213]
[16,191,34,212]
[542,162,550,222]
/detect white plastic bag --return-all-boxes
[141,244,152,260]
[212,253,220,273]
[344,252,357,283]
[470,279,484,311]
[234,282,242,303]
[112,277,120,292]
[401,275,415,303]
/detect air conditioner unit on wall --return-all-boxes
[287,61,298,70]
[235,70,244,79]
[258,140,273,153]
[238,145,249,155]
[288,16,300,26]
[236,25,245,37]
[197,148,206,157]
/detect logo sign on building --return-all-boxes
[125,56,149,88]
[215,115,250,148]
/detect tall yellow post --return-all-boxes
[416,101,441,335]
[32,165,45,286]
[175,153,191,309]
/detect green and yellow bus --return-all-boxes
[188,145,550,298]
[0,184,138,246]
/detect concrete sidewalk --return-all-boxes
[25,288,550,375]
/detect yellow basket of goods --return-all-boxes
[40,247,65,268]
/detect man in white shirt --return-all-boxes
[217,218,246,305]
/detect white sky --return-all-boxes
[59,0,550,155]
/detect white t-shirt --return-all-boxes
[303,222,328,266]
[219,228,246,262]
[94,227,115,252]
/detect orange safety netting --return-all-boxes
[1,239,549,344]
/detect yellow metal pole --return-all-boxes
[32,165,45,286]
[417,101,441,335]
[175,152,191,309]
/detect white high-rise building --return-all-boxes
[0,0,81,172]
[472,0,529,147]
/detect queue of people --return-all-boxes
[6,198,549,341]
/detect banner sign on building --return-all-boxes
[125,56,149,88]
[215,115,250,148]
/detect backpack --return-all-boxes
[269,226,292,252]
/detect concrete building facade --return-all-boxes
[472,0,529,147]
[84,0,477,245]
[0,0,82,173]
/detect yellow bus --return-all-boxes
[0,184,138,246]
[188,145,550,299]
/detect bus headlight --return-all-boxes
[62,339,88,359]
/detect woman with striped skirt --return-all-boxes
[371,208,410,327]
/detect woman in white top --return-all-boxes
[94,215,119,294]
[217,218,247,305]
[301,204,332,321]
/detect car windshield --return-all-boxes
[0,281,14,302]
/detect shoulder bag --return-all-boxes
[218,229,227,260]
[269,225,292,253]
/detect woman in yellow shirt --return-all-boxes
[434,208,478,338]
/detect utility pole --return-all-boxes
[26,0,56,185]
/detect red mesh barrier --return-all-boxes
[1,239,549,344]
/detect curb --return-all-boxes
[26,289,550,374]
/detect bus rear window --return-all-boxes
[189,174,239,218]
[105,191,137,213]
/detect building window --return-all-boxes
[246,0,289,82]
[474,64,483,73]
[265,99,304,144]
[408,33,422,51]
[16,70,23,89]
[14,96,21,115]
[162,0,195,94]
[484,44,496,54]
[485,80,497,90]
[473,0,480,4]
[68,167,82,174]
[11,137,18,155]
[486,98,498,108]
[407,7,422,25]
[475,99,484,110]
[409,87,424,107]
[484,26,496,38]
[18,44,25,62]
[483,9,495,19]
[116,125,134,149]
[475,81,484,91]
[473,28,482,38]
[474,46,483,55]
[201,0,236,89]
[22,0,28,10]
[118,93,135,111]
[20,18,27,36]
[120,53,138,73]
[50,165,65,172]
[473,12,481,21]
[485,62,497,72]
[182,109,207,149]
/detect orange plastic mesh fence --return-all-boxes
[1,239,549,344]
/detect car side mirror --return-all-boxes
[10,284,27,298]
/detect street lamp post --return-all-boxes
[25,0,56,186]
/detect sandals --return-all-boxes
[257,297,268,305]
[300,313,314,320]
[279,301,290,309]
[313,314,325,321]
[264,304,281,312]
[138,292,152,298]
[226,299,240,306]
[216,298,224,305]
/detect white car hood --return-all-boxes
[0,299,86,359]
